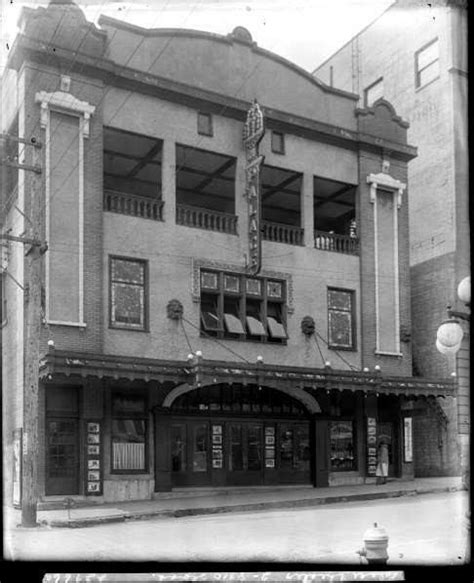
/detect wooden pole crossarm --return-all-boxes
[0,133,42,148]
[0,160,42,174]
[0,233,46,248]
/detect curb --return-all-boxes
[42,485,463,528]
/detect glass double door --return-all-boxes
[169,418,310,487]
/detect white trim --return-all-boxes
[44,108,51,322]
[375,351,403,357]
[36,90,95,137]
[46,320,87,328]
[78,116,85,324]
[36,90,94,326]
[367,170,405,354]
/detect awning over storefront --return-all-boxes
[39,349,456,399]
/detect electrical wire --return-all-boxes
[181,315,251,364]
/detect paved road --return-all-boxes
[4,491,467,564]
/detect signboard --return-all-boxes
[243,100,265,276]
[85,421,102,495]
[264,426,275,468]
[403,417,413,462]
[366,417,377,476]
[12,429,22,508]
[212,424,223,469]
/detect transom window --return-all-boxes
[327,288,355,350]
[200,270,287,343]
[109,256,147,331]
[415,38,439,89]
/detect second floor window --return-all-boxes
[327,288,355,350]
[110,256,147,331]
[415,38,439,89]
[200,270,287,343]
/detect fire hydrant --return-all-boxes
[357,522,389,564]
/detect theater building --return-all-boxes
[1,0,454,504]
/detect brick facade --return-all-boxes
[314,0,468,477]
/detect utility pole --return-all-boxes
[1,133,45,527]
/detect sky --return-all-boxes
[0,0,396,73]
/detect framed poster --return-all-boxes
[212,459,223,469]
[87,422,100,433]
[212,434,222,444]
[88,445,100,455]
[88,459,100,470]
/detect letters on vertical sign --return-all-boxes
[243,100,265,275]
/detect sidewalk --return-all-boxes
[6,476,463,529]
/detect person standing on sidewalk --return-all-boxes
[376,440,389,484]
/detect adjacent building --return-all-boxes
[1,0,454,505]
[314,0,468,477]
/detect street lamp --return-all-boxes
[436,275,470,561]
[436,275,470,354]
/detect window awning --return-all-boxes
[224,313,245,334]
[267,316,287,339]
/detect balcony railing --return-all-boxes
[104,190,164,221]
[262,221,304,246]
[314,230,359,255]
[176,204,238,234]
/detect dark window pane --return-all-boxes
[267,280,282,298]
[280,426,293,469]
[224,274,240,292]
[192,424,208,472]
[294,425,310,471]
[171,425,186,472]
[230,425,243,471]
[247,425,262,471]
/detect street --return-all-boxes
[3,491,467,564]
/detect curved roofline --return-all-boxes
[97,14,359,101]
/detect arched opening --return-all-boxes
[156,383,316,489]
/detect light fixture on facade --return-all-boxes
[436,276,470,356]
[256,355,264,363]
[325,361,331,368]
[374,365,381,372]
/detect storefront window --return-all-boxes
[112,394,147,472]
[330,420,355,471]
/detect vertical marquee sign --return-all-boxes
[243,100,265,275]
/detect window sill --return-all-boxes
[109,324,149,333]
[46,320,87,328]
[415,75,440,92]
[375,350,403,357]
[328,345,356,352]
